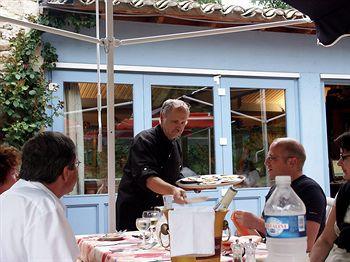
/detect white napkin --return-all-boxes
[168,207,215,257]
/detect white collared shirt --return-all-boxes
[0,179,79,262]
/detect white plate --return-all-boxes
[97,233,125,241]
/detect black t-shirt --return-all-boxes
[334,181,350,251]
[116,125,183,230]
[265,175,326,237]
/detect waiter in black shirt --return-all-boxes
[116,99,189,230]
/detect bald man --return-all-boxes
[233,138,326,252]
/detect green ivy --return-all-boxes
[0,13,95,148]
[0,28,62,148]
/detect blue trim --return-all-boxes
[298,73,329,190]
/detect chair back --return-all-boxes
[326,197,335,219]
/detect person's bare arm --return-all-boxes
[233,210,265,235]
[306,220,321,252]
[146,176,187,204]
[309,206,337,262]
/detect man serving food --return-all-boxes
[116,99,190,231]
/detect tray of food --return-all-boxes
[176,174,245,190]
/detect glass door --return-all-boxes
[59,71,143,195]
[144,75,220,176]
[221,77,299,188]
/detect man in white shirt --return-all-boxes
[0,131,80,262]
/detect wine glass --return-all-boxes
[142,210,160,243]
[135,217,151,246]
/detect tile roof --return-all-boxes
[41,0,314,33]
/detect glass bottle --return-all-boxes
[244,238,257,262]
[213,186,238,211]
[231,239,243,262]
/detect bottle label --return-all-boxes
[264,215,306,238]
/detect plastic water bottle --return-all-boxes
[264,176,307,262]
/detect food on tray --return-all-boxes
[177,174,245,189]
[221,175,244,183]
[178,176,203,184]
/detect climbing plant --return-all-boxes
[0,13,95,148]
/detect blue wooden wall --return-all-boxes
[63,188,269,235]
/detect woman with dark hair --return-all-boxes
[0,145,20,194]
[310,132,350,261]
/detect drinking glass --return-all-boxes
[142,210,160,243]
[163,195,174,209]
[135,217,151,246]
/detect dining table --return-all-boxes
[76,232,267,262]
[76,231,170,262]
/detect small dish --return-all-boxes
[97,233,125,241]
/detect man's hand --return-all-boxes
[146,176,188,204]
[233,210,265,234]
[172,187,188,204]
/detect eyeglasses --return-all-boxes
[339,153,350,161]
[74,160,81,168]
[266,155,294,161]
[69,159,81,169]
[266,155,279,161]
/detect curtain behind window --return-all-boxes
[64,83,84,194]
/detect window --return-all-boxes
[151,85,215,175]
[325,84,350,197]
[231,88,286,187]
[64,82,133,195]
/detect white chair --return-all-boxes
[326,196,335,219]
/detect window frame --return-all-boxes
[221,77,299,182]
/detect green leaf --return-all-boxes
[29,90,36,95]
[13,100,19,107]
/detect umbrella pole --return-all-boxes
[105,0,116,233]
